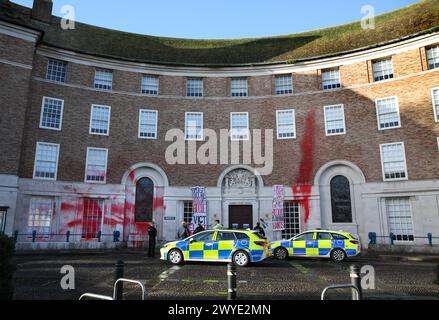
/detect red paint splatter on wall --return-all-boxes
[292,110,315,225]
[123,169,136,243]
[27,167,166,246]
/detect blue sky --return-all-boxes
[12,0,417,39]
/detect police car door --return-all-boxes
[188,231,215,260]
[316,232,333,256]
[291,232,317,256]
[215,231,236,260]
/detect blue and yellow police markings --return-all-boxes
[160,230,271,265]
[271,230,361,262]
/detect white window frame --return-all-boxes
[283,201,301,239]
[322,68,341,90]
[426,45,439,70]
[372,58,394,82]
[231,78,248,97]
[183,200,194,224]
[385,197,415,244]
[81,198,105,239]
[27,197,55,236]
[275,74,293,95]
[46,59,67,83]
[324,104,346,136]
[94,69,113,90]
[138,109,158,140]
[186,79,203,97]
[431,87,439,123]
[141,75,159,95]
[33,142,60,181]
[0,208,7,234]
[230,112,250,141]
[375,96,401,131]
[185,112,204,141]
[89,104,111,136]
[39,96,64,131]
[379,142,408,182]
[84,147,109,184]
[276,109,296,140]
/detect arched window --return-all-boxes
[135,177,154,222]
[330,175,352,223]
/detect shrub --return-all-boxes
[0,234,15,300]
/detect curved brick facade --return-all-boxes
[1,0,439,250]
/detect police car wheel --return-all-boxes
[330,249,346,263]
[274,247,288,260]
[168,249,183,265]
[233,251,250,267]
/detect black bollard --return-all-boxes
[114,260,125,300]
[350,264,362,300]
[227,263,237,301]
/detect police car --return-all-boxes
[160,229,270,267]
[271,230,361,262]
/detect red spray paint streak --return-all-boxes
[50,169,164,245]
[123,170,136,241]
[153,187,165,241]
[58,186,126,239]
[292,110,315,225]
[59,201,81,234]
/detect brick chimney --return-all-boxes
[31,0,53,23]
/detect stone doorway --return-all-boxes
[229,205,253,230]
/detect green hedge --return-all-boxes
[0,234,15,300]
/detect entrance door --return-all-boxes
[229,205,253,230]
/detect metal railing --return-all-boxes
[113,278,146,300]
[79,261,147,301]
[79,278,146,301]
[14,230,121,243]
[321,284,361,300]
[368,232,439,246]
[79,293,114,301]
[321,265,363,300]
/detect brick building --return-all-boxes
[1,0,439,250]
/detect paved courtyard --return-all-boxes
[11,250,439,300]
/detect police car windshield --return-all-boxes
[217,232,236,241]
[190,231,214,242]
[292,232,314,241]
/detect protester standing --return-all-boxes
[193,223,205,234]
[254,222,266,237]
[213,220,223,230]
[178,221,190,239]
[147,222,157,258]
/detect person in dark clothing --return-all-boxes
[178,221,190,239]
[254,222,265,237]
[193,223,205,235]
[148,222,157,258]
